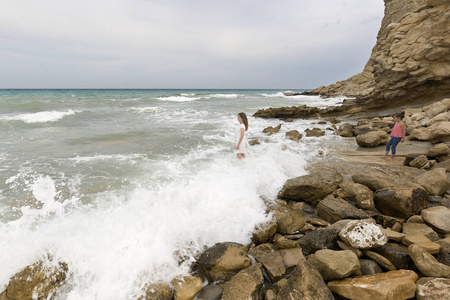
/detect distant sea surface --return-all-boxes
[0,89,349,299]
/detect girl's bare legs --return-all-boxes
[237,153,242,159]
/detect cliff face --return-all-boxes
[312,0,450,109]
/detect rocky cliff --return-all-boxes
[312,0,450,110]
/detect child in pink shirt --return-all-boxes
[384,111,406,160]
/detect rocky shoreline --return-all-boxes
[2,99,449,300]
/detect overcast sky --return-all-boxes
[0,0,384,89]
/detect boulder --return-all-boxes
[363,250,396,271]
[0,260,68,300]
[414,168,450,195]
[262,124,281,135]
[197,242,252,282]
[356,131,389,148]
[402,223,440,241]
[252,221,277,244]
[381,227,406,242]
[307,249,361,280]
[352,172,394,191]
[197,285,223,300]
[171,275,203,300]
[408,244,450,278]
[354,125,375,136]
[298,228,340,254]
[253,105,320,119]
[278,169,343,203]
[421,206,450,234]
[428,143,450,157]
[248,243,273,258]
[285,130,302,142]
[273,237,301,250]
[317,195,370,224]
[429,122,450,144]
[253,248,304,283]
[402,233,441,254]
[277,260,334,300]
[409,155,430,169]
[359,259,383,275]
[423,101,448,119]
[431,159,450,172]
[416,277,450,300]
[139,282,172,300]
[427,111,450,126]
[407,215,425,223]
[374,188,428,219]
[305,127,325,137]
[270,205,304,235]
[339,182,375,210]
[409,128,432,141]
[404,153,429,166]
[338,219,387,250]
[221,264,264,300]
[328,270,418,300]
[338,123,355,137]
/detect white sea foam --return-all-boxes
[0,110,80,123]
[129,107,161,113]
[210,94,239,98]
[156,96,201,102]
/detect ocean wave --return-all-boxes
[156,96,201,102]
[0,109,81,124]
[209,94,239,98]
[68,154,146,163]
[129,107,161,113]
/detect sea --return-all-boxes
[0,89,349,299]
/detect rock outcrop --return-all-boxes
[312,0,450,110]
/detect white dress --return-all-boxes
[235,123,247,153]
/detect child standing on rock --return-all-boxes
[236,112,248,159]
[384,111,406,160]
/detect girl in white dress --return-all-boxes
[236,112,248,159]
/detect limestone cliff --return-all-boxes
[312,0,450,109]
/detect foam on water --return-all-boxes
[0,143,307,299]
[0,109,80,123]
[156,96,201,102]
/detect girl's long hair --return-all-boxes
[238,112,248,131]
[394,111,405,120]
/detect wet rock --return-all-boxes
[305,127,325,137]
[272,237,300,250]
[421,206,450,234]
[359,259,383,275]
[253,105,320,119]
[363,250,396,271]
[307,249,361,280]
[402,223,440,241]
[402,233,441,254]
[307,218,328,227]
[408,244,450,278]
[339,219,387,249]
[139,282,172,300]
[252,221,278,244]
[249,139,260,146]
[197,284,223,300]
[339,182,375,210]
[414,168,450,195]
[374,188,428,219]
[277,260,334,300]
[197,242,252,282]
[221,264,264,300]
[0,260,68,300]
[171,275,203,300]
[253,248,304,283]
[248,243,272,257]
[338,123,355,137]
[278,169,343,203]
[328,270,418,300]
[298,228,340,254]
[371,242,414,270]
[416,277,450,300]
[262,124,281,135]
[285,130,302,142]
[428,143,450,157]
[270,205,305,235]
[317,195,370,224]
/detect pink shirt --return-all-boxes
[391,123,403,138]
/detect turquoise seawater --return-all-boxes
[0,89,347,299]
